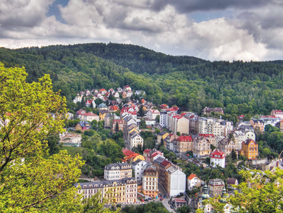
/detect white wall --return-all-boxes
[169,170,186,196]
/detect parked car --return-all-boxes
[170,206,174,209]
[159,198,163,201]
[148,197,152,200]
[144,198,149,201]
[141,199,144,202]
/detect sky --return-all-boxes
[0,0,283,61]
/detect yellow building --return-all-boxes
[193,136,211,158]
[99,110,109,121]
[157,132,169,144]
[142,168,159,198]
[241,139,258,160]
[103,181,126,204]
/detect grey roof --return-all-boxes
[104,162,131,170]
[74,178,136,189]
[131,159,143,166]
[98,103,107,108]
[153,156,165,165]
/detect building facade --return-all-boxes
[240,139,258,160]
[210,149,226,168]
[104,163,132,180]
[142,167,159,198]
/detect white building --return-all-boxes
[129,134,144,150]
[187,173,202,191]
[146,109,160,120]
[73,95,83,104]
[131,160,149,182]
[210,149,226,168]
[166,166,186,196]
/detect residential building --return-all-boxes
[143,149,151,161]
[208,179,225,197]
[109,105,119,112]
[75,121,90,132]
[218,138,236,156]
[146,109,160,120]
[176,135,193,153]
[210,150,226,168]
[99,88,107,95]
[157,132,169,144]
[166,165,186,196]
[187,173,202,191]
[227,178,238,189]
[73,95,83,104]
[112,119,123,133]
[260,115,281,127]
[86,99,96,108]
[99,110,109,121]
[193,136,211,158]
[146,149,164,163]
[281,120,283,132]
[129,133,144,150]
[250,119,264,132]
[172,197,187,208]
[240,139,258,160]
[142,167,159,198]
[199,134,216,146]
[98,103,108,110]
[271,109,283,119]
[159,107,179,128]
[104,163,132,180]
[76,178,137,204]
[76,109,99,122]
[132,159,148,182]
[122,149,145,164]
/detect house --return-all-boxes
[99,110,109,121]
[135,90,145,96]
[131,159,148,182]
[238,115,244,122]
[104,163,132,180]
[159,104,169,109]
[122,149,145,164]
[193,136,211,158]
[143,149,151,160]
[113,92,120,98]
[146,109,160,120]
[122,91,127,99]
[271,109,283,119]
[129,133,144,150]
[198,134,216,146]
[86,99,96,108]
[172,197,187,208]
[208,179,225,197]
[227,178,238,189]
[187,173,202,191]
[142,167,159,198]
[250,119,264,132]
[218,138,236,156]
[210,149,225,168]
[75,121,90,132]
[176,135,193,153]
[240,139,258,160]
[127,91,133,98]
[157,132,169,144]
[109,105,119,112]
[124,85,131,91]
[99,88,107,95]
[112,119,123,133]
[73,95,83,104]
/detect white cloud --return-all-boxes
[0,0,282,61]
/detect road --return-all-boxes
[158,183,175,213]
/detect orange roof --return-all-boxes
[188,173,197,180]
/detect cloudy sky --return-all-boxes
[0,0,282,61]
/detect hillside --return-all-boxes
[1,43,283,116]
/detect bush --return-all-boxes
[84,129,95,136]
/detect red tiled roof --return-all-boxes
[238,115,244,118]
[187,173,197,180]
[173,115,183,119]
[113,119,123,124]
[166,106,179,112]
[85,112,98,116]
[151,152,161,158]
[262,115,277,118]
[99,88,106,92]
[273,110,283,113]
[110,105,119,110]
[177,135,193,142]
[122,148,135,156]
[199,134,215,138]
[160,160,170,166]
[144,149,151,153]
[211,149,225,158]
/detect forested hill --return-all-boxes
[1,43,283,116]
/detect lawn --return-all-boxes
[60,146,84,157]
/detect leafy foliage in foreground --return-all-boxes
[0,63,84,212]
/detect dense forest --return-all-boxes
[1,43,283,115]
